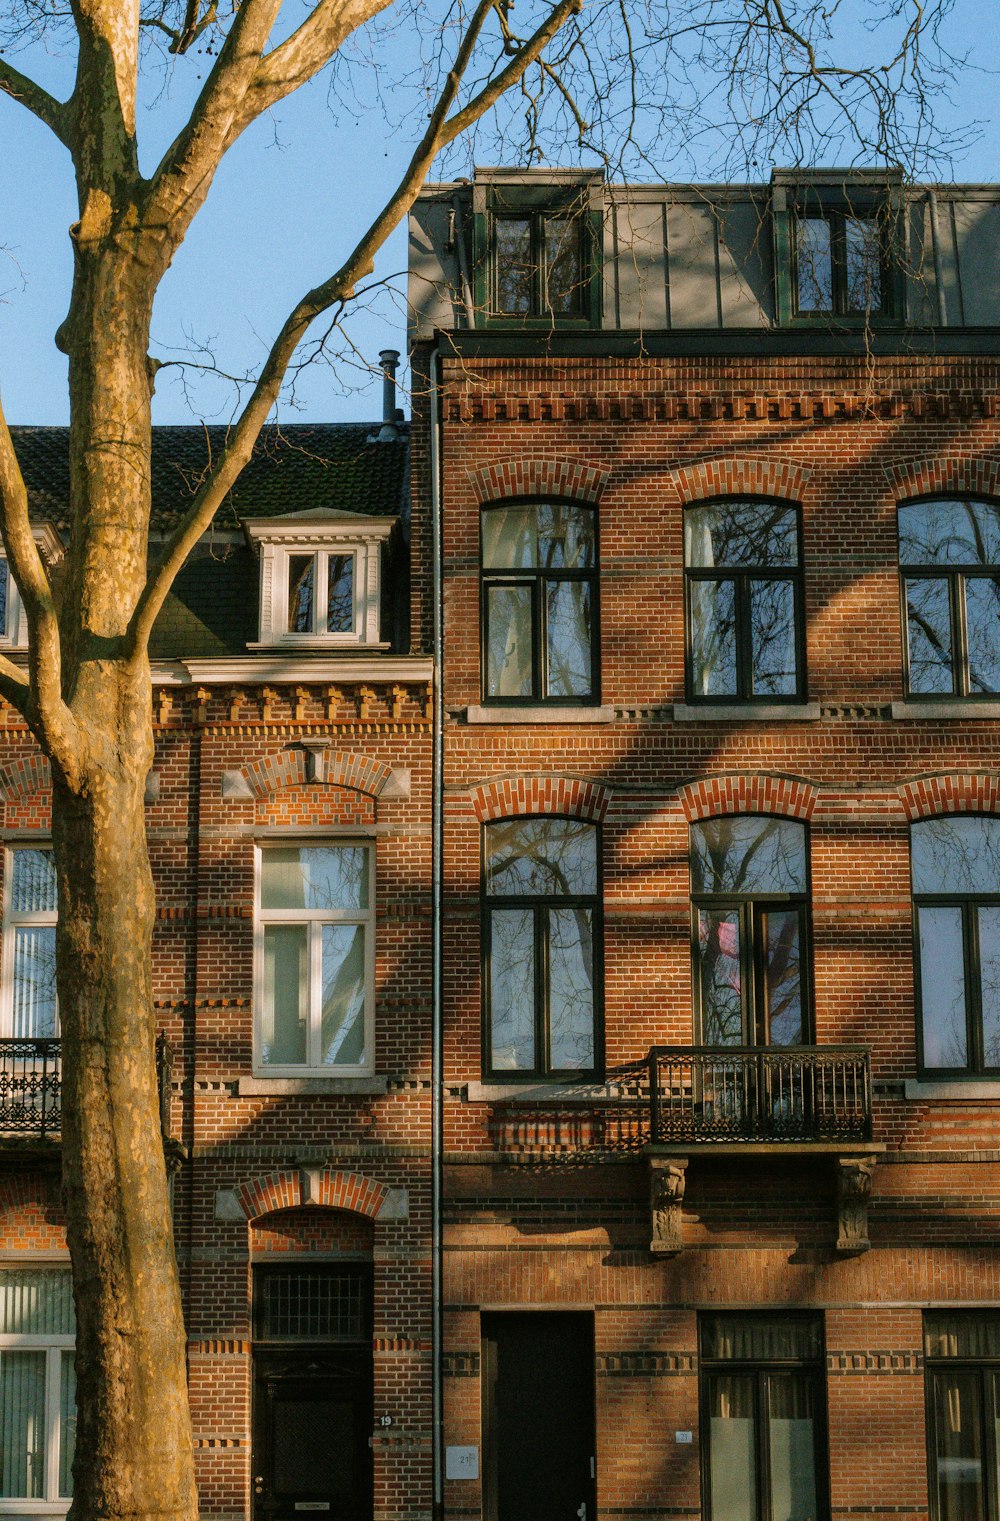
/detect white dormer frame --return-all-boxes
[245,514,396,649]
[0,524,65,649]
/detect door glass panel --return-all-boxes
[59,1351,76,1498]
[931,1369,985,1521]
[12,926,57,1038]
[762,910,803,1046]
[690,579,737,697]
[272,1391,355,1494]
[258,1271,368,1341]
[749,579,797,697]
[495,218,533,315]
[490,910,536,1071]
[288,554,316,633]
[546,581,592,697]
[796,216,833,312]
[487,585,533,697]
[708,1374,757,1521]
[917,906,968,1069]
[320,925,366,1067]
[0,1349,45,1498]
[906,578,954,693]
[964,578,1000,694]
[979,907,1000,1069]
[262,925,307,1065]
[548,908,594,1070]
[326,554,354,634]
[768,1374,819,1521]
[698,909,744,1045]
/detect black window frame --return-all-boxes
[473,178,603,329]
[772,173,905,329]
[924,1311,1000,1521]
[690,814,813,1048]
[912,815,1000,1080]
[899,495,1000,700]
[683,498,806,707]
[252,1263,374,1345]
[481,815,604,1082]
[480,498,600,707]
[699,1311,830,1521]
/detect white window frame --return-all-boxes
[253,842,376,1076]
[0,530,64,651]
[0,1269,75,1516]
[1,846,58,1039]
[246,516,395,648]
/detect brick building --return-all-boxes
[409,168,1000,1521]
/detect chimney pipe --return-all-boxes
[380,349,400,429]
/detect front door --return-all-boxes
[252,1348,373,1521]
[482,1312,596,1521]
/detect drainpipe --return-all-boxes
[429,342,445,1521]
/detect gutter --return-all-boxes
[429,343,445,1521]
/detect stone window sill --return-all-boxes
[673,702,821,723]
[239,1075,388,1096]
[904,1079,1000,1101]
[891,701,1000,721]
[464,705,615,725]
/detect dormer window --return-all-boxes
[772,170,904,326]
[473,170,603,328]
[246,512,396,649]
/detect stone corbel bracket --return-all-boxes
[835,1155,877,1254]
[649,1156,688,1255]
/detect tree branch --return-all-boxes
[0,58,70,144]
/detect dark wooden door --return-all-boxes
[482,1313,596,1521]
[252,1349,373,1521]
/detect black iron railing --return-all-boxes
[0,1035,176,1143]
[648,1045,872,1145]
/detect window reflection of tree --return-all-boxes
[899,499,1000,697]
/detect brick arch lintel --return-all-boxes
[471,457,610,506]
[239,748,393,800]
[666,454,813,507]
[886,455,1000,503]
[470,775,611,824]
[217,1168,408,1224]
[899,774,1000,822]
[678,773,819,823]
[0,754,53,800]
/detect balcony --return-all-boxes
[0,1035,178,1149]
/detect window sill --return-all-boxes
[673,702,821,723]
[467,1080,629,1103]
[465,705,615,725]
[891,701,1000,721]
[239,1075,388,1096]
[904,1079,1000,1101]
[246,640,392,653]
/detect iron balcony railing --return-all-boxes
[648,1044,872,1146]
[0,1035,176,1143]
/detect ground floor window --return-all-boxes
[700,1313,827,1521]
[0,1268,75,1512]
[925,1312,1000,1521]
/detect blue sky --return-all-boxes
[0,2,996,427]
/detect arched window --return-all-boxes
[483,817,601,1077]
[481,502,598,704]
[691,816,810,1046]
[684,500,804,703]
[911,816,1000,1075]
[899,498,1000,697]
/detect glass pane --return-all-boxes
[698,909,744,1045]
[703,1315,822,1363]
[796,216,833,312]
[844,216,882,312]
[288,554,315,633]
[926,1313,1000,1361]
[59,1352,76,1498]
[692,816,808,896]
[486,818,598,896]
[965,578,1000,694]
[546,581,592,698]
[0,1350,45,1498]
[326,553,354,634]
[899,500,1000,567]
[261,847,368,911]
[768,1375,819,1521]
[495,218,533,315]
[262,925,307,1066]
[686,502,799,569]
[273,1392,355,1494]
[690,579,738,698]
[259,1269,368,1341]
[544,215,582,314]
[482,506,540,569]
[320,925,366,1067]
[0,1270,74,1335]
[918,906,969,1070]
[708,1375,757,1521]
[906,578,955,694]
[763,910,804,1045]
[0,558,8,639]
[931,1369,985,1521]
[490,909,535,1071]
[979,907,1000,1069]
[912,818,1000,895]
[749,579,797,697]
[12,926,57,1038]
[548,907,594,1070]
[482,504,594,570]
[487,585,533,698]
[10,849,57,915]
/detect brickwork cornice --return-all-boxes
[446,390,1000,426]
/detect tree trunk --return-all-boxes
[52,667,197,1521]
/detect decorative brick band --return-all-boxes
[446,391,993,426]
[470,775,611,823]
[899,774,1000,821]
[678,772,818,822]
[232,1168,391,1222]
[668,454,812,507]
[471,456,610,506]
[239,747,392,799]
[887,455,1000,503]
[0,754,52,799]
[596,1351,697,1376]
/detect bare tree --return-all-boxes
[0,0,977,1518]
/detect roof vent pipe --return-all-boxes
[371,349,402,441]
